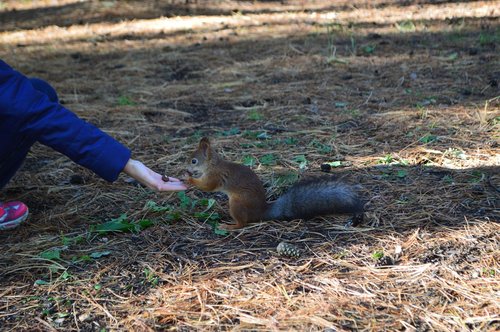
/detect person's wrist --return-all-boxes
[123,158,137,176]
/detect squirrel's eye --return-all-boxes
[191,158,198,165]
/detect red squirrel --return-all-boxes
[185,137,364,230]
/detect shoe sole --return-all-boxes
[0,211,29,230]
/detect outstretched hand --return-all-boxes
[123,159,187,192]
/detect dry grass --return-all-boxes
[0,0,499,331]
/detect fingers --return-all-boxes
[154,174,187,191]
[161,175,182,183]
[156,181,188,191]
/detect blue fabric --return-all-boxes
[0,60,131,189]
[29,78,59,103]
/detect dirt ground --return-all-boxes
[0,0,499,331]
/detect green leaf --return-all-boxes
[89,251,111,259]
[136,219,154,230]
[372,250,384,260]
[469,171,484,184]
[177,191,193,210]
[59,271,71,281]
[34,279,50,286]
[214,226,229,236]
[118,95,136,106]
[256,132,271,139]
[49,264,63,273]
[194,212,221,221]
[326,56,349,64]
[166,211,182,222]
[293,155,308,169]
[75,255,91,262]
[378,155,394,164]
[442,175,454,184]
[242,155,257,167]
[345,108,360,118]
[397,170,408,178]
[61,234,70,246]
[479,32,500,45]
[200,198,216,211]
[318,144,333,154]
[94,284,102,291]
[419,134,437,144]
[242,130,260,139]
[145,200,171,212]
[362,44,375,54]
[143,268,158,285]
[335,102,348,108]
[310,140,332,154]
[445,52,458,61]
[283,137,298,145]
[248,110,264,121]
[417,98,436,107]
[276,172,299,186]
[93,214,133,233]
[219,127,240,136]
[91,214,153,234]
[396,20,416,32]
[40,249,61,260]
[326,161,342,167]
[260,154,277,166]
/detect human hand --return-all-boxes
[123,159,187,191]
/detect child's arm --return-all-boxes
[0,60,185,191]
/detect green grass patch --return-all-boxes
[275,172,299,187]
[242,155,257,167]
[395,20,416,33]
[419,134,438,144]
[90,214,153,234]
[372,250,384,260]
[260,154,278,166]
[478,30,500,46]
[117,95,136,106]
[247,109,264,121]
[292,155,308,169]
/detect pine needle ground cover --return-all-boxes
[0,1,498,330]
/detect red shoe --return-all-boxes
[0,201,29,230]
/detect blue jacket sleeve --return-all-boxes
[0,61,131,182]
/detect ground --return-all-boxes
[0,0,499,331]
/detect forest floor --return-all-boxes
[0,0,498,331]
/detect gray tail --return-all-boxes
[263,177,364,221]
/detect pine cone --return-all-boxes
[277,242,301,258]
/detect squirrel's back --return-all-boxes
[264,177,363,221]
[218,159,266,198]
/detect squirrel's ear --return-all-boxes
[199,137,211,158]
[199,137,210,147]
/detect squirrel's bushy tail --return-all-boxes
[263,177,364,221]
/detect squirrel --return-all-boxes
[185,137,364,230]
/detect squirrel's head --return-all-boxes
[186,137,215,179]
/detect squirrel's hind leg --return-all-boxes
[219,223,244,231]
[219,199,251,230]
